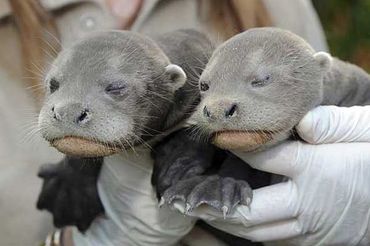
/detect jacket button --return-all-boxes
[80,15,97,30]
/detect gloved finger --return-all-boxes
[173,181,297,226]
[232,141,302,177]
[208,218,300,242]
[235,181,297,226]
[297,105,370,144]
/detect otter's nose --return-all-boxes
[52,103,91,125]
[203,101,238,120]
[225,104,238,118]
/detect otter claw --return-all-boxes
[158,197,165,208]
[222,206,228,219]
[161,175,252,216]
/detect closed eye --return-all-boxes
[251,75,271,88]
[105,83,127,95]
[49,78,60,94]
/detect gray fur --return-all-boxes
[39,30,213,151]
[322,58,370,106]
[194,27,370,150]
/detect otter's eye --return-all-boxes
[251,75,271,88]
[105,83,127,96]
[200,82,209,92]
[49,78,60,94]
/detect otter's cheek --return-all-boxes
[212,132,273,151]
[51,137,121,157]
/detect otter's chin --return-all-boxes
[51,136,121,158]
[212,130,274,151]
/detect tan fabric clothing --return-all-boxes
[0,0,327,245]
[0,0,328,83]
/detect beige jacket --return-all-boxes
[0,1,327,245]
[0,0,327,83]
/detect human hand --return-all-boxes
[71,150,196,246]
[174,106,370,245]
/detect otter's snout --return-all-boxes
[51,103,91,125]
[203,101,238,121]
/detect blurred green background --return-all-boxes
[312,0,370,71]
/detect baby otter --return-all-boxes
[39,30,194,157]
[194,27,370,151]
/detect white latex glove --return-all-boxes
[174,106,370,245]
[72,148,196,246]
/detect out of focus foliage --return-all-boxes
[312,0,370,71]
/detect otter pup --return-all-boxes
[38,31,193,157]
[196,27,370,149]
[36,29,214,231]
[157,27,370,212]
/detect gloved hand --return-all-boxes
[72,148,196,246]
[174,106,370,245]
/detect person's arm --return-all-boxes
[262,0,328,52]
[173,106,370,245]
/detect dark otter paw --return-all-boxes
[152,156,211,199]
[36,157,104,232]
[161,175,252,217]
[151,130,217,199]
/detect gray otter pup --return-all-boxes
[160,27,370,213]
[39,31,191,157]
[195,27,370,150]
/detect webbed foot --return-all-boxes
[161,175,252,217]
[36,157,104,232]
[151,130,217,198]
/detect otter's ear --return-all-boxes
[314,52,332,73]
[165,64,187,91]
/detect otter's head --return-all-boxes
[193,28,332,151]
[39,31,186,157]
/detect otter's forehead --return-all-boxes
[48,31,169,81]
[228,28,314,53]
[214,28,314,63]
[202,28,316,82]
